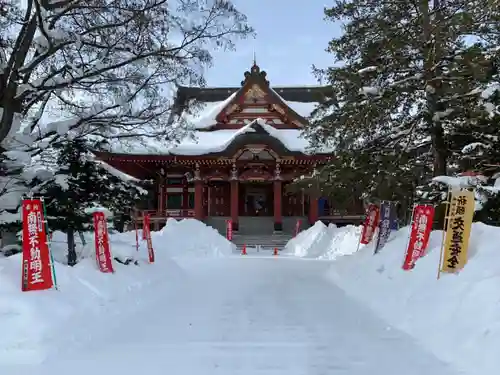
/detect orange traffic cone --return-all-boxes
[241,244,247,255]
[273,247,278,256]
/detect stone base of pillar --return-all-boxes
[232,222,239,232]
[273,222,283,232]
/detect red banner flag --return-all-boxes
[143,214,155,263]
[226,219,233,241]
[402,205,435,270]
[360,204,380,245]
[21,199,54,292]
[93,212,114,273]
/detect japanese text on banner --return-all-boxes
[93,212,114,273]
[360,204,380,245]
[402,205,434,270]
[440,190,474,273]
[374,202,393,254]
[21,199,54,291]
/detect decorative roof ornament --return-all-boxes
[241,57,269,87]
[245,84,266,101]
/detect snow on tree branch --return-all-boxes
[302,0,500,208]
[0,0,253,147]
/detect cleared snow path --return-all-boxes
[41,257,459,375]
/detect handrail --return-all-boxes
[132,209,195,219]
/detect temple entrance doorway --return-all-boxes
[240,183,273,216]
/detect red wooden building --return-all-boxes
[96,63,361,232]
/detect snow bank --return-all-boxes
[152,218,236,258]
[284,221,362,259]
[297,222,500,375]
[0,218,233,365]
[285,221,327,257]
[49,218,235,263]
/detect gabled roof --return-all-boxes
[172,63,333,130]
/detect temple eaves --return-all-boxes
[176,85,333,103]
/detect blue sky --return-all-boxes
[205,0,342,87]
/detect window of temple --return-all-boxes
[188,192,195,209]
[166,177,184,185]
[166,194,182,209]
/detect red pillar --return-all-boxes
[309,194,319,225]
[157,179,164,215]
[194,180,204,220]
[273,180,282,231]
[182,179,189,211]
[163,179,168,214]
[230,180,239,231]
[229,164,239,231]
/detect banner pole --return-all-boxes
[437,188,452,280]
[40,197,58,290]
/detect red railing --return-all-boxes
[132,209,195,220]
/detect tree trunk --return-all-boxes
[431,123,447,177]
[420,0,448,229]
[0,13,38,144]
[0,101,19,147]
[67,229,77,266]
[115,216,125,232]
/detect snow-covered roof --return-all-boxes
[285,101,318,118]
[269,88,317,120]
[178,85,321,131]
[181,92,237,130]
[107,118,332,156]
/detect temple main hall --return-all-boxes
[95,63,363,233]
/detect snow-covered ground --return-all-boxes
[0,218,234,366]
[37,258,456,375]
[285,221,500,375]
[1,217,498,374]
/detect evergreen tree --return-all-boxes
[32,139,147,265]
[305,0,500,224]
[456,74,500,223]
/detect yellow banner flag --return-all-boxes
[440,189,475,273]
